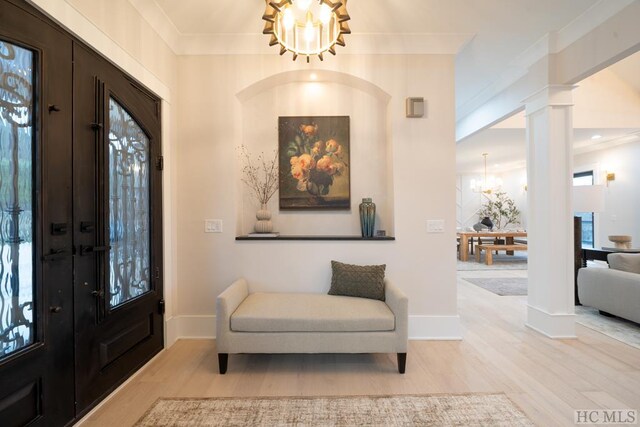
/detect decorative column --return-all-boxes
[524,85,577,338]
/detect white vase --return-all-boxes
[254,203,273,233]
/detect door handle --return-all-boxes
[42,248,70,261]
[80,221,94,233]
[79,245,111,256]
[50,306,62,313]
[91,289,105,298]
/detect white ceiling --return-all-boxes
[141,0,620,111]
[457,51,640,174]
[456,128,640,174]
[153,0,596,36]
[130,0,639,173]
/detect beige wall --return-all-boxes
[30,0,460,339]
[575,140,640,249]
[176,54,460,337]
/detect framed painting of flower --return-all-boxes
[279,116,350,210]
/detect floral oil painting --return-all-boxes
[279,116,350,209]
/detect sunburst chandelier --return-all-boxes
[262,0,351,62]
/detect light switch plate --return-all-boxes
[427,219,445,233]
[205,219,223,233]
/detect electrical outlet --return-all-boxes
[427,220,445,233]
[205,219,223,233]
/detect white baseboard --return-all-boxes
[526,304,577,339]
[165,316,180,347]
[178,315,217,338]
[408,315,462,340]
[164,314,462,342]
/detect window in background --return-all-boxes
[573,171,595,248]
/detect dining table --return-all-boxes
[457,230,527,261]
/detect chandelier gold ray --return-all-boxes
[262,0,351,63]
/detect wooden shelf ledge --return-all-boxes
[235,235,395,241]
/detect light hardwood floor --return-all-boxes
[82,269,640,426]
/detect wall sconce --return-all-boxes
[606,172,615,186]
[406,97,425,118]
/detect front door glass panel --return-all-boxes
[108,97,150,308]
[0,40,34,358]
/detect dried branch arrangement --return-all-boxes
[238,145,278,205]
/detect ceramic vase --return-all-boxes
[480,216,494,231]
[359,198,376,238]
[254,203,273,233]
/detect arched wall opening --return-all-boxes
[235,70,395,236]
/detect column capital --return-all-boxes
[522,84,578,116]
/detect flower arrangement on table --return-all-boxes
[285,123,348,197]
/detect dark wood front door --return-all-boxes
[0,1,164,424]
[0,2,75,425]
[72,43,164,415]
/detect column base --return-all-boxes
[525,305,576,339]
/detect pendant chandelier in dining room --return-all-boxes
[262,0,351,62]
[470,153,502,194]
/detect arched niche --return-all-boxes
[235,69,394,237]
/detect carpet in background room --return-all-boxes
[575,306,640,350]
[457,254,528,271]
[135,394,534,426]
[464,277,528,296]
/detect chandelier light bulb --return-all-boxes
[296,0,312,11]
[282,7,295,30]
[304,18,315,42]
[319,3,332,24]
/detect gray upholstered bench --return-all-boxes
[215,278,408,374]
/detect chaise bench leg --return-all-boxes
[218,353,228,374]
[397,353,406,374]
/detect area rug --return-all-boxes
[463,277,528,296]
[135,394,533,426]
[575,306,640,350]
[457,255,528,271]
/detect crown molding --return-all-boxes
[128,0,182,53]
[127,0,471,56]
[178,32,474,56]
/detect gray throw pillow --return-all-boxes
[608,253,640,274]
[329,260,386,301]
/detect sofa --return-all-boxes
[577,253,640,323]
[215,277,408,374]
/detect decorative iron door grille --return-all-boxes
[107,97,151,308]
[0,40,34,360]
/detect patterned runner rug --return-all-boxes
[135,393,533,426]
